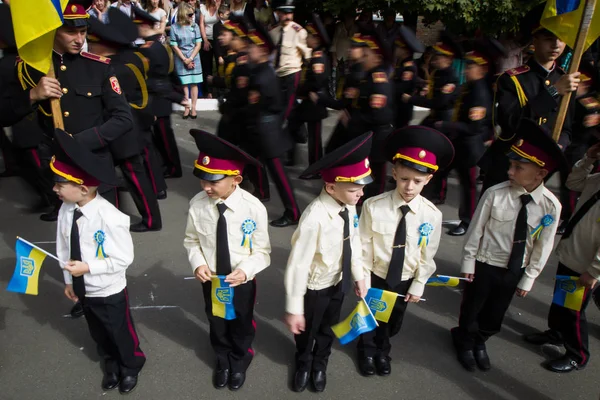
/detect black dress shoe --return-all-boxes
[303,173,321,180]
[375,355,391,376]
[0,169,17,178]
[523,330,563,346]
[293,370,309,392]
[70,302,85,318]
[157,190,167,200]
[40,209,59,222]
[473,347,491,371]
[269,215,299,228]
[359,356,376,376]
[432,198,445,205]
[119,375,138,394]
[312,370,326,392]
[228,372,245,391]
[457,350,477,372]
[545,356,584,373]
[214,369,229,389]
[448,222,468,236]
[130,223,162,233]
[101,373,120,390]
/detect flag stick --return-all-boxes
[16,236,67,265]
[361,297,379,326]
[396,293,426,302]
[436,274,470,281]
[552,0,598,142]
[184,275,219,280]
[46,63,65,130]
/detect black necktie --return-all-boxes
[216,203,232,275]
[386,205,411,288]
[562,189,600,240]
[507,194,532,275]
[339,208,352,294]
[71,209,85,301]
[274,27,284,69]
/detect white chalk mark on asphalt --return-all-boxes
[149,291,155,302]
[130,305,179,310]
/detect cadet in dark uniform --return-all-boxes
[135,9,188,180]
[346,27,394,200]
[245,23,301,227]
[436,39,505,236]
[405,33,461,129]
[478,4,580,197]
[392,25,424,129]
[87,8,163,233]
[16,3,133,222]
[287,13,330,168]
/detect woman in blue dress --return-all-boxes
[170,3,203,118]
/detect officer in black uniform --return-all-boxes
[287,13,330,169]
[478,3,580,198]
[15,2,133,222]
[135,8,188,180]
[405,33,461,130]
[346,26,394,200]
[435,39,505,236]
[392,25,424,129]
[245,23,301,227]
[87,8,163,233]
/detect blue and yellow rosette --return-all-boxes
[353,214,359,228]
[531,214,554,240]
[240,219,257,250]
[418,223,433,249]
[94,230,106,259]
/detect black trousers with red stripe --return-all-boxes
[82,289,146,377]
[546,263,592,366]
[201,279,257,373]
[153,116,182,178]
[295,284,344,372]
[279,72,301,163]
[454,262,522,351]
[118,155,162,229]
[245,157,301,221]
[142,143,167,194]
[363,162,388,202]
[358,274,412,358]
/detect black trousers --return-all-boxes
[82,289,146,377]
[200,39,216,96]
[363,161,387,202]
[425,164,478,224]
[455,261,522,351]
[279,72,301,163]
[245,157,300,221]
[142,143,167,194]
[0,128,17,173]
[358,274,412,358]
[118,155,162,229]
[153,116,182,178]
[16,147,55,207]
[202,279,257,373]
[546,263,592,365]
[295,284,344,372]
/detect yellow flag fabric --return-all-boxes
[541,0,600,51]
[11,0,69,73]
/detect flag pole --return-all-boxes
[436,274,470,281]
[361,297,379,326]
[552,0,598,142]
[16,236,67,265]
[47,62,65,130]
[395,293,427,302]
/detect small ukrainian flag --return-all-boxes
[553,275,585,312]
[365,288,397,323]
[427,276,460,287]
[332,301,377,345]
[211,276,236,320]
[7,238,48,295]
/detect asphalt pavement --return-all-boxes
[0,110,598,400]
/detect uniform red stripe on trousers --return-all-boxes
[124,289,145,358]
[469,167,477,217]
[144,148,158,194]
[158,118,173,165]
[575,287,590,364]
[125,161,153,228]
[284,73,301,120]
[30,149,41,168]
[272,158,299,220]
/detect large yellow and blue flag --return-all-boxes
[11,0,69,73]
[553,275,585,311]
[332,301,377,345]
[211,276,236,320]
[541,0,600,51]
[7,238,48,295]
[427,275,461,287]
[365,288,397,323]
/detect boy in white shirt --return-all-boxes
[53,129,145,394]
